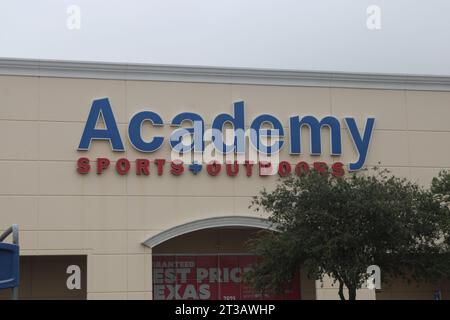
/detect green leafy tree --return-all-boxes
[246,168,450,300]
[432,170,450,209]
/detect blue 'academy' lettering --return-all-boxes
[344,117,375,171]
[78,98,124,151]
[250,114,285,154]
[128,111,164,152]
[289,115,341,155]
[170,112,205,153]
[212,101,245,153]
[78,98,376,171]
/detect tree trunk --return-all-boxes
[338,280,346,300]
[348,286,357,300]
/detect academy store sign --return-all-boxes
[76,98,375,177]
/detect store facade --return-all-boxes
[1,59,450,299]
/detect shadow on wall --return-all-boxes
[376,277,450,300]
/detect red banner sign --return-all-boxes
[152,255,300,300]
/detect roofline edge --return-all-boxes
[1,58,450,91]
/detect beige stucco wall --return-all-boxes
[376,277,450,300]
[1,74,450,299]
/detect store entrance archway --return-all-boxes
[144,217,316,300]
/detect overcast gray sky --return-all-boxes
[0,0,449,75]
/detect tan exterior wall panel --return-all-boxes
[39,77,127,123]
[0,75,39,121]
[409,167,444,186]
[0,196,38,230]
[0,120,39,160]
[0,161,39,195]
[84,196,128,230]
[377,278,450,300]
[127,254,152,292]
[406,91,450,131]
[19,231,39,250]
[88,292,129,300]
[38,196,85,230]
[365,131,410,167]
[126,81,231,126]
[39,122,129,161]
[85,231,128,254]
[231,85,332,125]
[409,131,450,167]
[87,255,128,293]
[331,88,407,130]
[127,231,155,254]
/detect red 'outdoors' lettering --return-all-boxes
[278,161,291,177]
[332,162,345,177]
[259,161,272,176]
[207,161,221,176]
[243,161,254,177]
[226,162,239,177]
[295,161,310,176]
[313,161,328,173]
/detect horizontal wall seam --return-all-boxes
[2,118,450,133]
